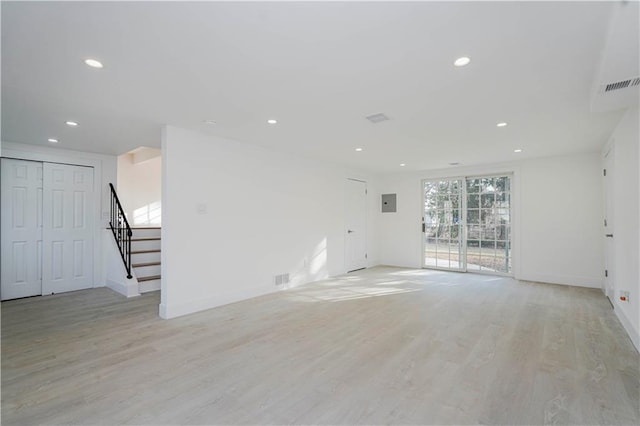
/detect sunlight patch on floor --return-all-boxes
[284,282,420,303]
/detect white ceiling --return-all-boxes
[2,1,637,173]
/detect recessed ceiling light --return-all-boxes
[84,59,103,68]
[267,119,277,124]
[47,138,59,143]
[514,149,523,153]
[400,163,406,167]
[454,57,471,67]
[203,120,217,125]
[497,122,508,127]
[355,148,363,152]
[65,121,78,127]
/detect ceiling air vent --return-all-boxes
[603,77,640,93]
[365,113,390,124]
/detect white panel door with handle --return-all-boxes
[345,179,367,272]
[603,146,615,300]
[0,159,44,300]
[42,162,94,295]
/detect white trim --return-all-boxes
[517,272,602,289]
[614,305,640,353]
[159,285,275,319]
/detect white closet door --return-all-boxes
[1,159,44,300]
[345,179,367,272]
[42,163,94,295]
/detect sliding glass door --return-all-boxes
[423,174,512,275]
[423,179,464,271]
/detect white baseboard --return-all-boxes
[517,272,602,289]
[159,286,276,319]
[614,306,640,353]
[106,278,140,298]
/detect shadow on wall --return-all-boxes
[133,201,161,226]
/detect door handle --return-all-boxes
[347,230,354,233]
[606,234,614,238]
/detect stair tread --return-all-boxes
[131,249,161,254]
[132,261,161,267]
[138,275,161,282]
[131,227,161,230]
[131,237,161,241]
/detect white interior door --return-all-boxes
[345,179,367,272]
[603,146,615,300]
[42,163,94,295]
[1,159,44,300]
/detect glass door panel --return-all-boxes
[465,175,511,274]
[424,174,512,275]
[423,179,464,271]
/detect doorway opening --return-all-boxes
[423,174,512,275]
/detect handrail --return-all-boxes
[109,183,133,279]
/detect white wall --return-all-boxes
[378,152,603,288]
[160,126,378,319]
[117,153,161,226]
[519,153,603,287]
[1,142,117,289]
[608,106,639,350]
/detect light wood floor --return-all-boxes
[2,266,639,425]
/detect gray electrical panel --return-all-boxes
[381,194,397,212]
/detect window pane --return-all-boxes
[480,178,495,193]
[496,208,510,223]
[497,177,510,192]
[467,194,479,208]
[480,209,494,224]
[467,224,481,240]
[496,225,508,240]
[481,193,495,207]
[481,240,496,250]
[467,209,479,224]
[466,179,479,193]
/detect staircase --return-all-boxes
[131,227,161,293]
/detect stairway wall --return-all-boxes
[117,151,162,226]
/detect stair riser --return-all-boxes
[131,228,161,239]
[139,280,161,293]
[131,252,161,264]
[133,264,161,277]
[131,240,161,251]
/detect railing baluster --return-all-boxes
[108,183,133,279]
